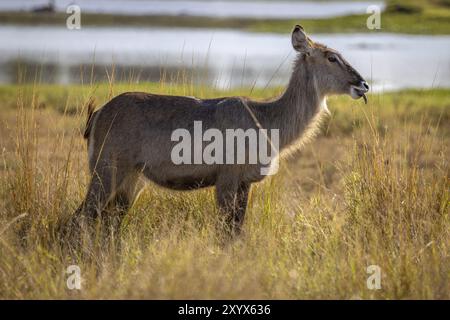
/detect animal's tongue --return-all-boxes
[362,93,368,104]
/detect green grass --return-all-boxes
[0,82,448,299]
[1,0,450,34]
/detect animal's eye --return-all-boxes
[328,56,337,63]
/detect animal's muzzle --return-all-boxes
[350,80,370,104]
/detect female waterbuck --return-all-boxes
[76,26,369,236]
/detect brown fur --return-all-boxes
[83,98,96,140]
[75,26,368,237]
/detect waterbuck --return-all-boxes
[76,26,369,236]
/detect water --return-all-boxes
[1,0,384,19]
[1,25,449,91]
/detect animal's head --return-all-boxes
[291,25,369,103]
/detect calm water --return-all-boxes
[1,0,384,19]
[1,25,449,91]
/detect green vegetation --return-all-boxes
[0,81,448,299]
[1,0,450,34]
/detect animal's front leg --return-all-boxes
[235,182,251,233]
[215,176,249,237]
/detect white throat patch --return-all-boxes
[320,97,329,113]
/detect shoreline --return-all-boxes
[0,10,449,35]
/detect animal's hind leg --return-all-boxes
[105,171,143,229]
[80,165,115,221]
[64,162,119,245]
[78,158,130,221]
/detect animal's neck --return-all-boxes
[261,58,326,150]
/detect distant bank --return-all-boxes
[0,0,449,35]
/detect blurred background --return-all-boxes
[0,0,449,92]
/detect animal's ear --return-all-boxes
[291,25,313,54]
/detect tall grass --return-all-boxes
[0,78,448,299]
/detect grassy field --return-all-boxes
[1,0,450,34]
[0,80,448,299]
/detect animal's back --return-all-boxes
[91,92,250,141]
[84,92,248,184]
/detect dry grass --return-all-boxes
[0,82,448,299]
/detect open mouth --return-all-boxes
[350,84,369,104]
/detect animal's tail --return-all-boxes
[83,98,96,140]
